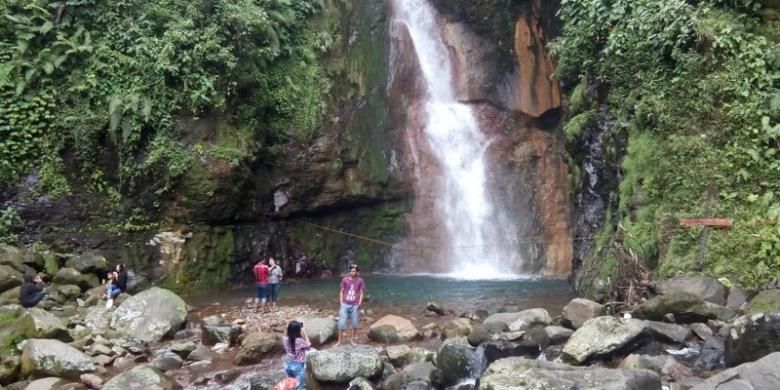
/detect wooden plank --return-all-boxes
[680,218,733,228]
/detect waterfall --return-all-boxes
[392,0,526,277]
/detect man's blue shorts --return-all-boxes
[256,284,269,302]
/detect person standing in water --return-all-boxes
[268,257,283,311]
[282,320,310,390]
[336,264,364,346]
[253,258,270,312]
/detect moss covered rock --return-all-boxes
[110,287,187,342]
[748,290,780,315]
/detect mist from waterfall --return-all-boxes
[392,0,525,278]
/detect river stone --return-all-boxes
[562,298,605,329]
[406,347,436,365]
[426,302,445,315]
[50,284,81,303]
[0,285,21,305]
[726,312,780,366]
[247,370,286,390]
[170,341,197,359]
[657,276,727,305]
[442,318,472,339]
[369,315,420,342]
[506,308,552,332]
[24,377,72,390]
[152,351,183,371]
[481,357,661,390]
[0,354,20,385]
[0,245,24,273]
[110,287,187,342]
[0,265,22,293]
[103,364,181,390]
[561,316,648,364]
[643,320,691,344]
[349,376,375,390]
[696,335,725,370]
[201,324,239,346]
[368,325,400,344]
[27,308,71,341]
[234,332,280,365]
[727,285,748,310]
[633,292,729,323]
[20,339,96,378]
[401,362,436,387]
[53,268,97,291]
[436,338,478,386]
[692,351,780,390]
[386,345,411,365]
[84,306,112,334]
[619,354,693,381]
[467,321,507,346]
[543,326,574,346]
[65,254,109,275]
[307,345,383,383]
[80,373,103,389]
[297,317,337,346]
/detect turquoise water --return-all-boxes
[184,274,574,314]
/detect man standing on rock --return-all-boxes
[336,264,364,346]
[253,258,270,313]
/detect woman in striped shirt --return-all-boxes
[283,321,311,390]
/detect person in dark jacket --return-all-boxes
[115,264,128,292]
[19,273,46,308]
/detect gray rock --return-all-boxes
[80,373,103,389]
[657,276,727,305]
[426,302,445,316]
[368,325,400,344]
[296,317,337,346]
[402,362,436,387]
[467,321,507,346]
[406,347,436,365]
[561,316,648,364]
[689,323,713,340]
[643,321,691,344]
[349,376,374,390]
[633,292,728,323]
[0,354,20,385]
[110,287,187,342]
[543,326,574,346]
[234,332,279,365]
[89,343,113,356]
[188,345,212,362]
[696,335,725,370]
[506,308,552,332]
[481,340,540,365]
[369,315,420,342]
[84,306,113,334]
[436,338,479,386]
[442,318,472,339]
[562,298,605,329]
[481,357,661,390]
[23,377,71,390]
[0,245,25,273]
[20,339,96,379]
[386,345,411,365]
[102,364,181,390]
[170,341,197,359]
[619,354,692,382]
[49,284,81,303]
[726,312,780,366]
[152,351,183,371]
[307,345,383,383]
[27,308,71,341]
[64,254,109,275]
[693,352,780,390]
[0,265,22,293]
[247,370,286,390]
[747,289,780,314]
[0,286,21,305]
[727,285,748,310]
[201,324,239,347]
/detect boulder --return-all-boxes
[27,308,71,341]
[24,377,72,389]
[234,332,280,365]
[53,268,97,291]
[436,338,479,386]
[633,292,733,323]
[152,351,183,371]
[619,354,693,382]
[84,306,112,334]
[0,265,22,293]
[725,312,780,366]
[0,285,21,305]
[400,362,436,389]
[747,289,780,314]
[692,351,780,390]
[368,325,400,344]
[562,298,605,329]
[64,254,109,275]
[201,324,240,347]
[110,287,187,342]
[696,335,726,370]
[296,317,337,346]
[188,345,212,362]
[20,339,96,379]
[426,302,445,316]
[467,321,507,346]
[442,318,473,339]
[0,354,20,385]
[349,376,375,390]
[247,370,287,390]
[386,345,411,365]
[657,275,727,305]
[406,347,436,365]
[0,245,25,273]
[48,284,81,303]
[80,373,103,389]
[102,364,181,390]
[307,345,383,383]
[170,341,197,359]
[542,326,574,346]
[689,323,713,340]
[369,315,420,342]
[643,321,691,344]
[481,340,541,365]
[726,285,748,310]
[561,316,648,364]
[480,357,661,390]
[506,308,553,332]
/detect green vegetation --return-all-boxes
[0,0,324,200]
[553,0,780,289]
[0,208,20,245]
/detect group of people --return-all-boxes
[256,260,365,390]
[18,263,129,309]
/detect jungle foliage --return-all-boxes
[553,0,780,288]
[0,0,323,197]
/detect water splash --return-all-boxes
[392,0,525,275]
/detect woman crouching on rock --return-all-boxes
[283,320,311,390]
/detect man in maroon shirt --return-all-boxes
[336,264,365,346]
[253,258,270,312]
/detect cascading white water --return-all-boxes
[393,0,525,278]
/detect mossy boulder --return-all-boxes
[633,292,732,323]
[0,354,20,385]
[307,345,383,383]
[20,338,96,379]
[27,308,71,341]
[0,265,23,293]
[748,290,780,315]
[0,245,25,273]
[436,338,479,386]
[0,286,21,306]
[726,312,780,366]
[64,254,109,275]
[53,268,99,291]
[234,332,281,365]
[110,287,187,342]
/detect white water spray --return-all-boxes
[393,0,525,278]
